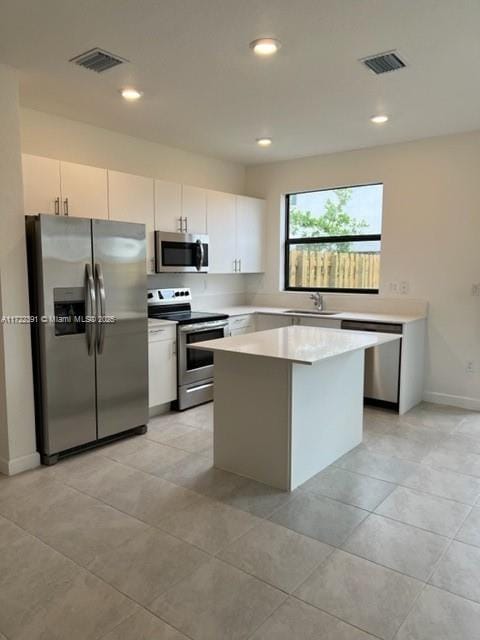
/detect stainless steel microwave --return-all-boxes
[155,231,209,273]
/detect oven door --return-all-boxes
[155,232,209,273]
[178,321,228,385]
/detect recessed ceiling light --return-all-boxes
[256,137,272,147]
[370,114,389,124]
[250,38,281,56]
[120,88,143,101]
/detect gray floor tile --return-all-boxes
[396,585,480,640]
[375,486,470,537]
[269,492,368,546]
[423,445,480,477]
[145,421,198,445]
[150,558,285,640]
[401,464,480,505]
[303,467,395,511]
[441,433,480,455]
[98,434,153,462]
[455,506,480,547]
[101,610,189,639]
[295,549,422,640]
[250,597,376,639]
[218,519,333,593]
[363,432,433,463]
[334,446,418,483]
[455,414,480,440]
[162,453,250,499]
[167,428,213,454]
[0,535,79,638]
[90,465,203,527]
[0,514,29,549]
[14,569,138,640]
[19,490,150,567]
[158,495,261,554]
[172,404,213,431]
[89,527,209,605]
[399,402,466,432]
[343,513,449,580]
[220,479,294,518]
[429,540,480,603]
[118,440,191,476]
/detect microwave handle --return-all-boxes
[195,239,204,271]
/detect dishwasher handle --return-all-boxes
[341,320,403,334]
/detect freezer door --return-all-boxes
[92,219,148,438]
[36,215,97,454]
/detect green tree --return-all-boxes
[289,188,368,250]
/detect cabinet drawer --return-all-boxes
[229,315,254,330]
[148,325,177,342]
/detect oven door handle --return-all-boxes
[195,239,204,272]
[179,321,228,333]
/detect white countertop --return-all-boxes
[191,325,401,365]
[206,305,425,324]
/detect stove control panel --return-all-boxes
[147,288,192,306]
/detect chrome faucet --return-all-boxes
[309,292,324,311]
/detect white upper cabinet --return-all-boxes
[235,195,266,273]
[22,154,62,215]
[108,170,155,273]
[182,185,207,234]
[206,190,236,273]
[154,179,182,232]
[60,161,108,219]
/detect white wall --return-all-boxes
[20,107,245,194]
[0,65,39,474]
[245,131,480,410]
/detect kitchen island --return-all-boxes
[193,325,402,491]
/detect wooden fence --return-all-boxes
[289,249,380,289]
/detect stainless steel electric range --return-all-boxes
[148,288,229,410]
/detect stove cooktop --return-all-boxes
[148,310,229,325]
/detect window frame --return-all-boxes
[284,183,382,294]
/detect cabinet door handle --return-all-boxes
[63,197,69,216]
[238,258,241,272]
[183,217,188,232]
[178,217,183,232]
[54,197,60,215]
[233,259,237,272]
[172,341,176,357]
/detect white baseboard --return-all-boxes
[0,451,40,476]
[423,391,480,412]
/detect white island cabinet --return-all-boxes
[193,325,401,491]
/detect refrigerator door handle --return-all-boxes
[85,264,96,356]
[95,263,106,354]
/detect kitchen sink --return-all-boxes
[284,309,339,316]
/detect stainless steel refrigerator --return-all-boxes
[26,214,148,465]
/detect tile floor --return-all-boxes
[1,402,480,639]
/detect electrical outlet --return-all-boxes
[472,283,480,297]
[400,281,410,295]
[466,360,475,374]
[389,282,399,294]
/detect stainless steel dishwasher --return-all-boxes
[341,320,402,409]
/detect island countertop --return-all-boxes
[191,325,401,365]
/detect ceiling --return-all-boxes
[1,0,480,165]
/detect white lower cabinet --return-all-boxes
[148,325,177,408]
[229,314,255,336]
[297,316,342,329]
[255,314,293,332]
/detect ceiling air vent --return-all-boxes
[69,47,128,73]
[360,50,406,75]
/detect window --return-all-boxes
[285,183,383,293]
